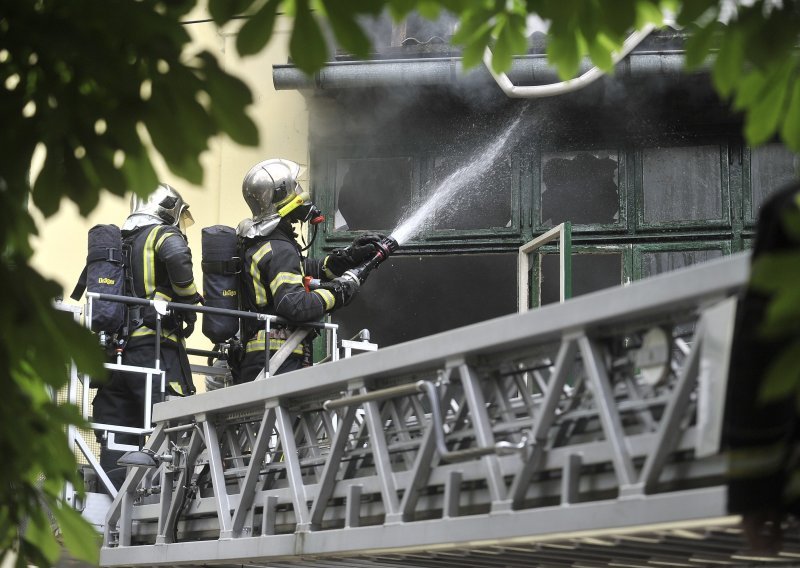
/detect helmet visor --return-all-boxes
[179,209,195,232]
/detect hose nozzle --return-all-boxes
[342,235,400,287]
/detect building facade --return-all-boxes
[275,22,798,348]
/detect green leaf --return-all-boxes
[595,0,637,37]
[321,0,372,58]
[236,0,281,56]
[733,69,768,112]
[780,76,800,153]
[758,338,800,404]
[750,251,800,293]
[50,501,100,565]
[712,26,744,99]
[289,0,329,74]
[490,14,528,73]
[24,508,60,566]
[676,0,718,27]
[763,286,800,338]
[120,147,159,196]
[636,1,664,27]
[743,62,793,146]
[782,197,800,242]
[587,35,613,72]
[387,0,418,20]
[548,28,582,81]
[461,26,493,69]
[452,8,492,46]
[417,1,442,20]
[32,145,65,218]
[198,52,259,146]
[684,22,717,70]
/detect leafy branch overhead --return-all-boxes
[212,0,800,153]
[1,0,799,566]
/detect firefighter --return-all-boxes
[236,158,382,382]
[92,183,202,489]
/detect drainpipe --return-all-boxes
[482,24,657,98]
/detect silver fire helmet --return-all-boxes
[123,183,194,232]
[238,158,312,238]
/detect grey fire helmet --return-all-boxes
[123,183,194,233]
[238,158,324,238]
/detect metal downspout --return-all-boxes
[482,24,657,98]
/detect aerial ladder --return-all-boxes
[60,252,800,567]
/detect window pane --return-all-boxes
[331,253,517,347]
[430,155,512,230]
[640,249,723,278]
[751,144,797,215]
[642,145,722,223]
[540,253,622,306]
[540,151,620,226]
[335,157,413,231]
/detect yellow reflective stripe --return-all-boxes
[245,335,304,355]
[172,280,197,297]
[250,243,272,307]
[269,272,303,296]
[153,290,172,302]
[727,442,786,478]
[143,226,161,296]
[130,327,181,343]
[314,288,335,310]
[322,256,337,279]
[154,231,178,252]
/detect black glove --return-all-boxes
[325,232,387,276]
[318,277,358,310]
[178,309,197,338]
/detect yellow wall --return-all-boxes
[30,14,310,387]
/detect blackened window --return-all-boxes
[331,253,517,348]
[540,151,620,226]
[539,252,623,306]
[642,145,722,223]
[334,157,413,232]
[751,143,797,216]
[640,248,723,278]
[430,154,512,230]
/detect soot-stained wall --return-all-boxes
[306,41,796,348]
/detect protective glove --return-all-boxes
[318,277,358,310]
[178,310,197,338]
[324,232,387,276]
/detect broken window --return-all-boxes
[540,151,620,226]
[429,154,513,230]
[642,145,723,224]
[334,157,414,232]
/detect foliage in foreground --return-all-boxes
[1,0,798,565]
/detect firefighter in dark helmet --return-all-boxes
[93,183,202,489]
[237,158,382,381]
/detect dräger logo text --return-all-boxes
[222,289,237,297]
[98,277,116,285]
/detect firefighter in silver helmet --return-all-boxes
[236,159,383,381]
[93,183,202,489]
